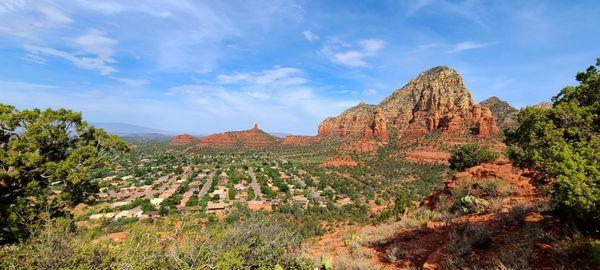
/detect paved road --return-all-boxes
[247,167,263,200]
[198,172,214,198]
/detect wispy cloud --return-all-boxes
[363,88,377,96]
[23,28,118,75]
[164,66,358,133]
[217,67,307,88]
[0,80,58,89]
[109,77,149,86]
[37,4,73,25]
[303,30,319,42]
[321,38,386,68]
[0,0,26,13]
[405,0,435,17]
[24,45,116,75]
[444,41,495,54]
[71,28,116,60]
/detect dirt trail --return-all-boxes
[198,172,215,198]
[247,167,263,200]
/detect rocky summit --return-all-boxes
[197,123,281,149]
[318,66,499,144]
[480,96,519,132]
[168,134,199,146]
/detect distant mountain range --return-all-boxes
[92,122,174,136]
[93,122,293,141]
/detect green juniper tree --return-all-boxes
[0,104,129,243]
[505,59,600,228]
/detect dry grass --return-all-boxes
[333,251,380,270]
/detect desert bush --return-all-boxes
[343,232,364,253]
[442,223,494,269]
[0,213,313,269]
[384,245,406,263]
[478,178,502,197]
[448,143,498,171]
[448,223,492,257]
[502,203,528,225]
[450,177,475,200]
[451,195,489,214]
[333,252,378,270]
[492,242,532,270]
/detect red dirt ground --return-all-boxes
[305,162,589,269]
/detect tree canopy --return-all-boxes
[505,59,600,227]
[0,104,129,243]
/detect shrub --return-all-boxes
[589,240,600,265]
[384,245,406,263]
[478,178,502,197]
[451,195,488,214]
[449,143,498,171]
[505,59,600,228]
[446,223,493,265]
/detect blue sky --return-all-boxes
[1,0,599,135]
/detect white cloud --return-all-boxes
[24,44,117,75]
[303,30,319,42]
[23,29,119,75]
[330,51,367,67]
[217,67,307,88]
[0,80,58,89]
[405,0,435,17]
[417,43,441,50]
[0,0,26,13]
[359,39,385,53]
[0,1,73,39]
[321,38,386,68]
[444,41,495,54]
[363,89,377,96]
[37,5,73,25]
[21,53,47,64]
[72,28,116,59]
[163,66,359,133]
[109,77,149,86]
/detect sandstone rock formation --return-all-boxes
[318,102,376,138]
[197,123,281,149]
[281,135,317,146]
[480,96,519,132]
[168,134,199,146]
[318,66,499,144]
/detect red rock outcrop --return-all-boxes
[169,134,199,146]
[318,102,376,138]
[196,123,281,149]
[318,66,499,145]
[282,135,317,146]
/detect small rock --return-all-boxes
[423,250,443,270]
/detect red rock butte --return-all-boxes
[196,123,281,149]
[317,66,499,152]
[168,134,199,146]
